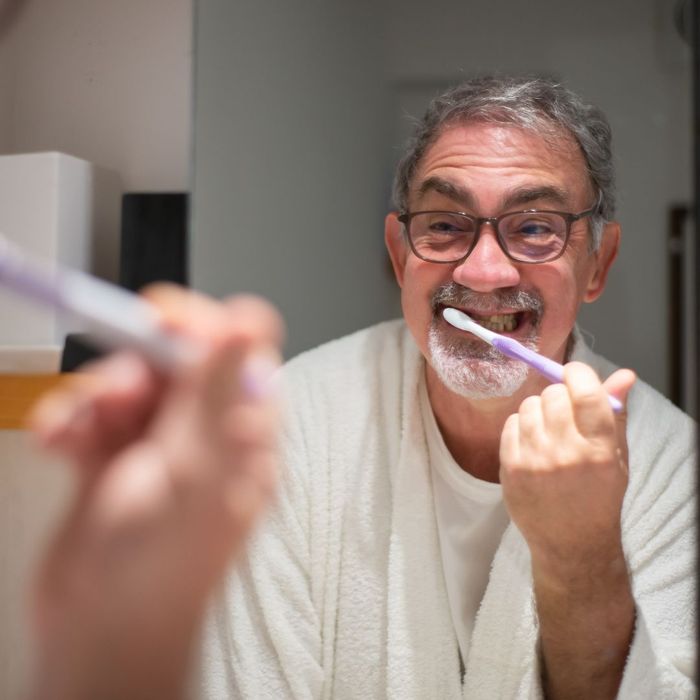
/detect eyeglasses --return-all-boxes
[397,200,599,264]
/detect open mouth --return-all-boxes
[439,306,528,334]
[468,311,521,333]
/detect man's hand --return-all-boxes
[28,286,284,700]
[500,362,636,700]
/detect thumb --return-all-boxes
[603,368,636,411]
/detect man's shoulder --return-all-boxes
[276,319,418,476]
[579,338,695,448]
[282,318,413,384]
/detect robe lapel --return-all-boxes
[385,360,463,699]
[463,524,543,699]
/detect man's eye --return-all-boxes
[426,217,470,234]
[429,221,461,233]
[515,219,555,236]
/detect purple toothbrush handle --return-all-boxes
[492,336,623,413]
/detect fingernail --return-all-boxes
[241,354,280,400]
[101,353,148,389]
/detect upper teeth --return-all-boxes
[476,314,518,332]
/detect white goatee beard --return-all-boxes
[428,323,533,400]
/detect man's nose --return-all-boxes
[452,224,520,292]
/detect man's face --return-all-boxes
[385,122,619,400]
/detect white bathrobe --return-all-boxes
[198,320,696,699]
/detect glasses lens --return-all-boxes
[499,212,567,262]
[408,212,475,262]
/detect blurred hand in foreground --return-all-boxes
[28,286,284,700]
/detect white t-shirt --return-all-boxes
[419,377,511,666]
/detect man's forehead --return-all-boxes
[409,121,591,208]
[428,120,582,158]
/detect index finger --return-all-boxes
[142,284,285,351]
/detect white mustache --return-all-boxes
[431,283,544,321]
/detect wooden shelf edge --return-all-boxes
[0,374,67,430]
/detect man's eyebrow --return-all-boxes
[416,178,573,213]
[416,177,477,210]
[501,185,571,210]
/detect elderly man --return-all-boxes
[200,76,695,699]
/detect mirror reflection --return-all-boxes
[187,2,695,699]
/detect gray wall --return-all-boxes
[191,1,399,358]
[191,0,691,393]
[0,0,192,191]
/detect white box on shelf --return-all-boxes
[0,152,122,358]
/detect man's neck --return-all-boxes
[425,364,549,483]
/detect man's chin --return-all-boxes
[427,330,530,400]
[432,362,529,401]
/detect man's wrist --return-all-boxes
[531,543,636,700]
[532,544,629,595]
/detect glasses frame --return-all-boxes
[397,199,600,265]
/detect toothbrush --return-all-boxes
[0,236,198,372]
[442,307,623,413]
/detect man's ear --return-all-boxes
[385,212,408,288]
[584,221,620,302]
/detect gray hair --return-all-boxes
[392,74,614,250]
